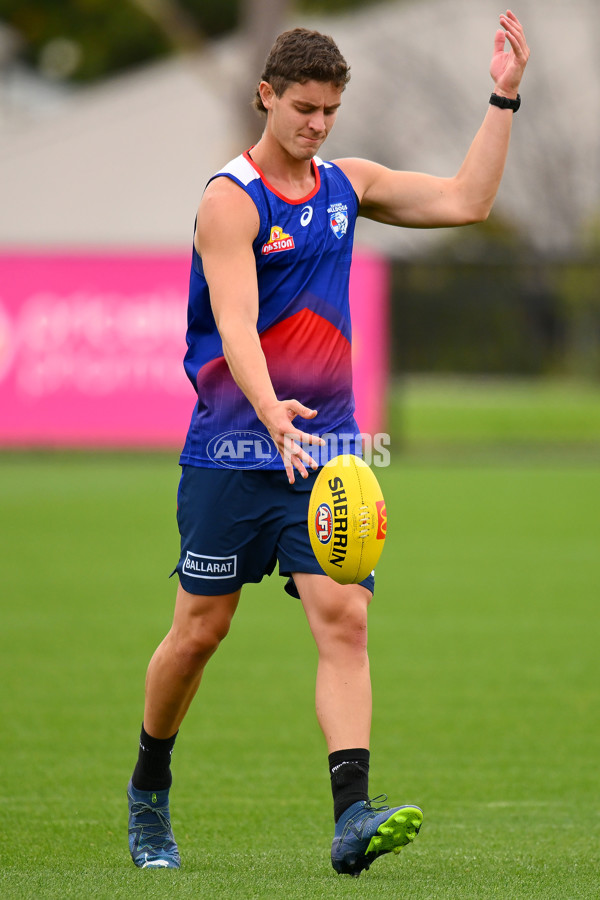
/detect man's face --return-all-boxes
[261,79,343,160]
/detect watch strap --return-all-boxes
[489,92,521,113]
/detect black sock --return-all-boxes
[131,724,178,792]
[329,748,370,822]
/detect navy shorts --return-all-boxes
[173,465,376,598]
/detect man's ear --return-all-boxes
[259,81,275,111]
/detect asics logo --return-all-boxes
[300,205,313,227]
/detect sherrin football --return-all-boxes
[308,455,387,585]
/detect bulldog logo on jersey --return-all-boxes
[261,226,295,255]
[328,203,349,240]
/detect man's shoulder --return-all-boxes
[330,157,381,204]
[198,159,261,241]
[212,152,260,188]
[317,156,362,189]
[201,153,262,217]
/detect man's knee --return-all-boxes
[337,603,368,651]
[170,587,239,668]
[306,585,370,654]
[168,615,230,672]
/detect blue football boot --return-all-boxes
[127,780,181,869]
[331,795,423,877]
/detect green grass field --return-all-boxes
[389,376,600,458]
[1,381,599,898]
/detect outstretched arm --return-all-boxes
[195,178,324,484]
[337,9,530,228]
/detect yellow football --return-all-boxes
[308,454,387,585]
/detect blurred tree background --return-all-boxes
[0,0,387,82]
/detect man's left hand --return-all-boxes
[490,9,530,97]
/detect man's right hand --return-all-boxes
[258,398,326,484]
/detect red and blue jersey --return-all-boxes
[179,151,360,469]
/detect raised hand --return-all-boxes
[490,9,530,97]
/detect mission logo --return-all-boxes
[261,226,295,255]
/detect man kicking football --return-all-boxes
[127,10,529,876]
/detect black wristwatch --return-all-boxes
[489,92,521,113]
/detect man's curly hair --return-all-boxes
[253,27,350,113]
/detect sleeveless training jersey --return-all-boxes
[179,150,360,470]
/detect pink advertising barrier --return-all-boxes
[0,252,388,447]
